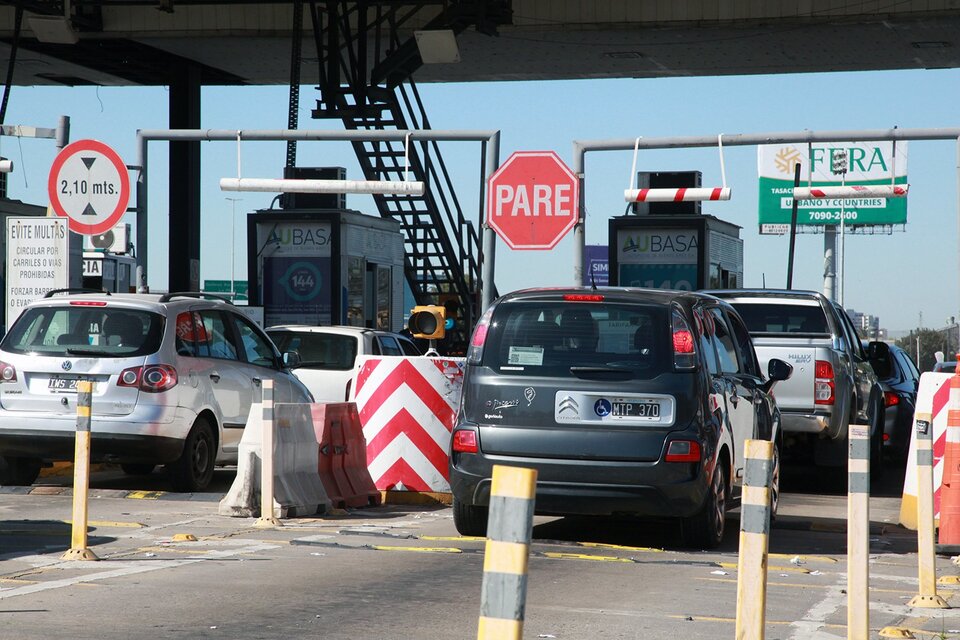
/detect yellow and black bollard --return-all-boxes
[477,465,537,640]
[735,439,773,640]
[61,380,99,561]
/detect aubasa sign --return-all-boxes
[757,141,908,234]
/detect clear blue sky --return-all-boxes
[4,67,959,333]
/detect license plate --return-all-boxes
[48,377,82,392]
[611,401,660,418]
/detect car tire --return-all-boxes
[167,418,215,492]
[869,397,885,484]
[770,436,781,522]
[452,496,488,537]
[121,463,156,476]
[682,462,727,549]
[0,456,41,486]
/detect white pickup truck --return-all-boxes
[707,289,884,473]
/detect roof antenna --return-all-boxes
[590,266,598,291]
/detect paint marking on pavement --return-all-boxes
[541,552,635,563]
[577,542,664,553]
[717,561,811,574]
[421,535,485,542]
[0,543,281,600]
[698,577,906,593]
[787,577,847,639]
[768,553,838,564]
[666,614,844,629]
[370,545,462,554]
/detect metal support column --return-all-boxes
[168,64,202,291]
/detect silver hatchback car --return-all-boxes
[0,291,312,491]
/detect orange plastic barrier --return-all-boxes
[938,370,960,544]
[310,403,380,508]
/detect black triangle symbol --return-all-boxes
[82,157,96,170]
[82,203,97,216]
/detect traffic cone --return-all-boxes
[937,361,960,547]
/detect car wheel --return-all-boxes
[682,462,727,549]
[167,418,215,492]
[869,398,885,484]
[770,437,781,521]
[0,456,41,486]
[121,463,156,476]
[452,496,489,537]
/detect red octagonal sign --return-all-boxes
[486,150,579,250]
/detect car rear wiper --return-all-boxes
[569,365,635,380]
[65,348,115,356]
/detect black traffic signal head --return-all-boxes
[408,305,446,340]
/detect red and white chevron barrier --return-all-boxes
[351,356,465,492]
[624,187,731,203]
[899,372,952,529]
[792,184,909,200]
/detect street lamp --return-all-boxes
[831,150,849,306]
[225,197,242,299]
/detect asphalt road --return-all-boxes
[1,463,959,639]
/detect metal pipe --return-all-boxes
[572,141,586,288]
[481,131,500,312]
[55,115,69,149]
[136,130,148,292]
[137,129,499,142]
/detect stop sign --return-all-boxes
[486,151,579,250]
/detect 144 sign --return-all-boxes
[47,139,130,236]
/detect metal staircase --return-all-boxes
[307,1,509,347]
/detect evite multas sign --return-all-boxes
[6,217,70,329]
[757,141,908,234]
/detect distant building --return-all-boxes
[848,309,885,341]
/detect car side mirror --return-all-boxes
[282,350,301,368]
[768,358,793,382]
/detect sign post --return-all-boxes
[47,139,130,237]
[485,151,578,250]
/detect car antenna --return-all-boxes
[590,268,598,291]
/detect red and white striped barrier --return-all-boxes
[351,356,465,492]
[792,184,909,200]
[899,372,952,529]
[624,187,731,203]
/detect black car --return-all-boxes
[449,288,791,549]
[868,342,919,462]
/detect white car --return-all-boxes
[265,325,422,402]
[0,291,313,491]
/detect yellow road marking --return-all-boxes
[768,552,838,564]
[125,491,165,500]
[717,561,811,574]
[542,552,634,563]
[371,545,462,554]
[577,542,664,553]
[421,535,485,542]
[666,614,844,629]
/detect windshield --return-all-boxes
[2,306,164,357]
[482,300,670,378]
[267,330,358,370]
[727,302,830,336]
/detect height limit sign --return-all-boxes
[47,139,130,236]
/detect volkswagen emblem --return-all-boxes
[61,361,72,371]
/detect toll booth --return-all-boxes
[608,214,743,290]
[82,223,136,293]
[246,209,405,331]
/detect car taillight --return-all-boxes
[815,359,835,405]
[665,440,701,462]
[883,391,900,407]
[0,361,17,383]
[671,308,696,370]
[69,301,107,306]
[452,430,479,454]
[466,307,494,365]
[118,365,178,393]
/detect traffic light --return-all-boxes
[408,305,446,340]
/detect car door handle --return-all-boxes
[209,372,221,383]
[252,377,262,386]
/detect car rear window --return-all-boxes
[2,306,164,357]
[267,330,358,370]
[727,302,830,336]
[482,300,670,378]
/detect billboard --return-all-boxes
[757,141,908,234]
[616,228,698,291]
